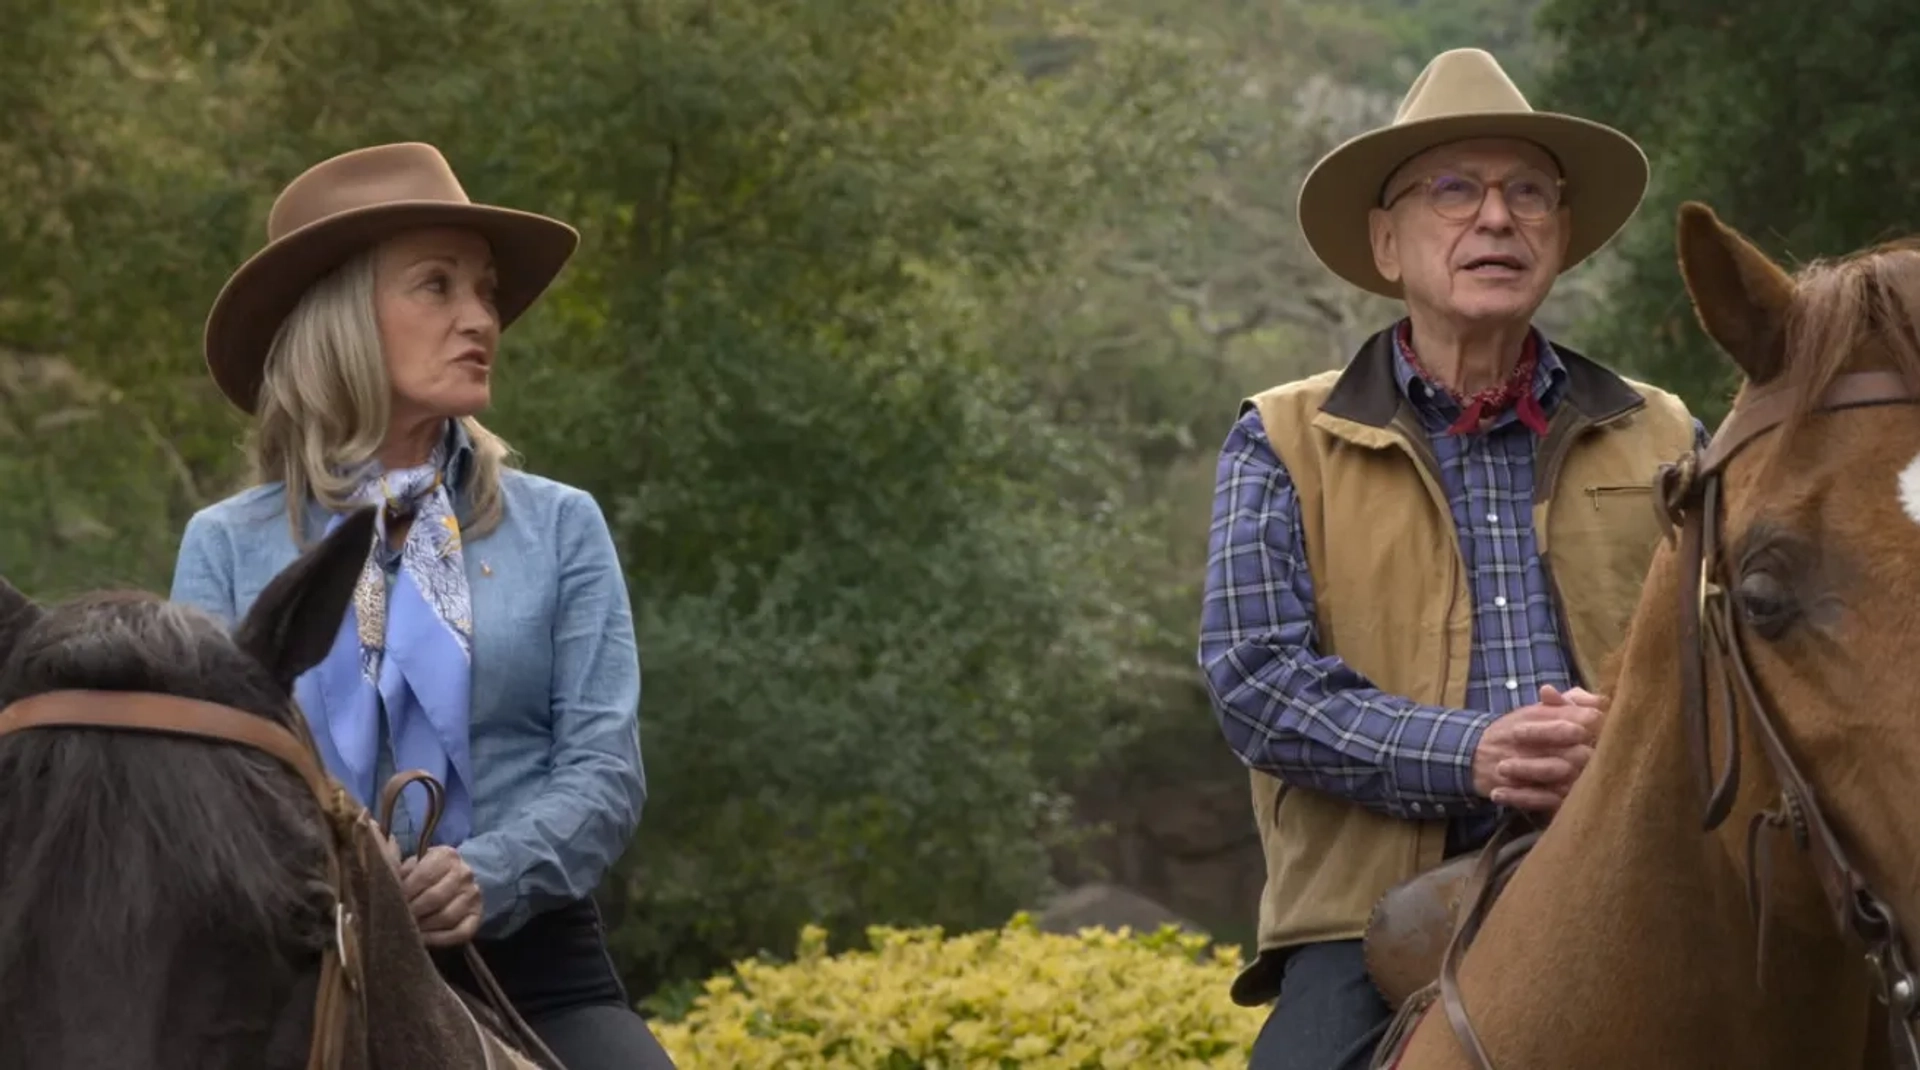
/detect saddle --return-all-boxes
[1362,820,1540,1010]
[1362,816,1540,1069]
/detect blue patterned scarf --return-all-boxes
[295,438,475,846]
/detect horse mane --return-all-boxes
[0,591,333,1065]
[1775,236,1920,441]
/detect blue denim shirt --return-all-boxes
[168,433,645,939]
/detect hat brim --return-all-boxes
[1297,112,1650,298]
[203,200,581,413]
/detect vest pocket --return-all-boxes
[1552,481,1667,677]
[1581,482,1653,509]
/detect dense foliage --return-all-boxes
[0,0,1227,994]
[1537,0,1920,424]
[652,916,1262,1068]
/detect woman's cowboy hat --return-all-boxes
[1297,48,1649,298]
[203,142,580,413]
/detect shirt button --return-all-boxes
[1494,596,1508,608]
[1485,512,1499,523]
[1410,802,1423,814]
[1505,679,1519,691]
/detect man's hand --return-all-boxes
[400,845,483,948]
[1470,684,1608,813]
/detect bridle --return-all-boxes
[1422,369,1920,1069]
[0,689,370,1070]
[1660,368,1920,1069]
[0,688,563,1070]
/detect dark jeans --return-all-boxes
[1248,940,1390,1070]
[436,898,678,1070]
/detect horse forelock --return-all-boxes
[1768,238,1920,444]
[0,592,333,1069]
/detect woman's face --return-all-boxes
[373,226,500,422]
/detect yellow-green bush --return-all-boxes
[653,913,1263,1068]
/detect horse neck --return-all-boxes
[1408,563,1876,1069]
[0,732,327,1070]
[0,928,317,1070]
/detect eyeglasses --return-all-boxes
[1382,170,1566,222]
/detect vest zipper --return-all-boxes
[1535,406,1610,688]
[1536,549,1589,689]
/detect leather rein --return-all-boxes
[0,688,560,1070]
[1423,370,1920,1069]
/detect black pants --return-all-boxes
[436,898,678,1070]
[1247,940,1390,1070]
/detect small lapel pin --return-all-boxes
[480,562,493,577]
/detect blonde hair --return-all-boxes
[245,247,515,543]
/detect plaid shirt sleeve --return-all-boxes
[1197,406,1496,819]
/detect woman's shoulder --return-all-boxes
[183,482,293,540]
[497,468,608,524]
[490,469,620,564]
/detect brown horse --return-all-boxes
[1381,202,1920,1069]
[0,507,550,1070]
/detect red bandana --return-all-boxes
[1395,321,1549,436]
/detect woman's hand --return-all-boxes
[401,844,483,948]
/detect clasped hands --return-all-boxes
[1470,684,1608,813]
[373,825,484,947]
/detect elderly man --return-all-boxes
[1196,49,1705,1070]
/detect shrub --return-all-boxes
[652,914,1263,1068]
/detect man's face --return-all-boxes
[1367,138,1571,328]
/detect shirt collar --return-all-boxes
[442,418,477,493]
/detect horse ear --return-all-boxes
[1676,201,1795,384]
[234,506,378,690]
[0,577,45,667]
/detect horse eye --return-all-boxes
[1736,570,1799,639]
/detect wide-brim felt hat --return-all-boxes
[204,141,580,413]
[1297,48,1649,298]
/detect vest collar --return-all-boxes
[1319,324,1647,432]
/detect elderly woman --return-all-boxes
[169,142,677,1070]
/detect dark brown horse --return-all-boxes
[1381,202,1920,1069]
[0,507,546,1069]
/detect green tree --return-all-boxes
[1538,0,1920,423]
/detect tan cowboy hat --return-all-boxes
[203,141,580,413]
[1297,48,1649,298]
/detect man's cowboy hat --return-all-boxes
[203,142,579,413]
[1297,48,1648,298]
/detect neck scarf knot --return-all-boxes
[1396,320,1550,436]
